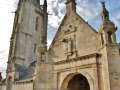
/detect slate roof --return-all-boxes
[15,63,35,81]
[29,61,36,67]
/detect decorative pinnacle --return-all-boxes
[101,2,110,21]
[43,0,47,12]
[101,2,106,9]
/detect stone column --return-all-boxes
[34,42,54,90]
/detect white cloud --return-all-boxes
[0,0,15,78]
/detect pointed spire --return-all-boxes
[101,2,110,21]
[43,0,47,12]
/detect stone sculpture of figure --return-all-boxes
[41,35,46,44]
[68,38,72,53]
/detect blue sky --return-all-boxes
[0,0,120,78]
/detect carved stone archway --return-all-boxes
[61,72,94,90]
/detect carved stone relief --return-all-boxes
[110,72,120,80]
[67,38,73,55]
[40,35,47,44]
[64,25,77,35]
[62,34,77,57]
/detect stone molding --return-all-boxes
[14,79,33,85]
[54,53,99,65]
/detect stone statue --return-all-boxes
[41,35,46,44]
[68,38,72,53]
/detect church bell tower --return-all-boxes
[6,0,48,90]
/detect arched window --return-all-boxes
[35,17,39,31]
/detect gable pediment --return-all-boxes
[48,12,101,62]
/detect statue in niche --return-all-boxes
[41,35,46,44]
[68,38,73,54]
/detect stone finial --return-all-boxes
[0,72,3,81]
[101,2,110,21]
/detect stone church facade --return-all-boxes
[0,0,120,90]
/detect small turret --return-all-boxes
[99,2,117,45]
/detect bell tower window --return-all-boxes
[35,17,39,31]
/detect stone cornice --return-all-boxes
[54,53,99,65]
[54,62,101,74]
[14,79,33,85]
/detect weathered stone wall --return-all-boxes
[107,45,120,90]
[13,82,33,90]
[13,1,44,66]
[53,55,99,90]
[48,12,100,63]
[0,85,6,90]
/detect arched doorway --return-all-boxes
[67,74,90,90]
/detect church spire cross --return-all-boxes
[101,2,110,21]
